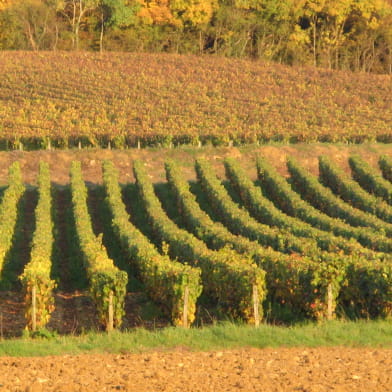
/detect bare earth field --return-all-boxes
[1,143,392,186]
[0,347,391,392]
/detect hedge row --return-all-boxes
[349,155,392,206]
[287,157,392,236]
[165,158,345,321]
[224,157,365,256]
[318,156,392,224]
[379,155,392,184]
[133,159,266,324]
[70,161,128,330]
[0,162,25,281]
[195,158,319,256]
[168,159,392,319]
[256,156,392,255]
[20,162,56,330]
[102,160,202,326]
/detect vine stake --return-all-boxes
[32,285,37,332]
[253,285,260,328]
[183,286,189,328]
[107,291,114,332]
[327,283,333,320]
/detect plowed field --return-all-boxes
[1,347,392,392]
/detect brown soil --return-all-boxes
[0,347,391,392]
[0,144,391,186]
[0,291,169,337]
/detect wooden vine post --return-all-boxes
[107,291,114,332]
[253,285,260,327]
[183,286,189,328]
[327,283,333,320]
[31,285,37,332]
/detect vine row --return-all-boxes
[256,156,392,254]
[287,157,392,236]
[349,155,392,206]
[133,159,266,325]
[318,155,392,223]
[379,155,392,184]
[102,160,202,327]
[165,159,343,320]
[224,157,365,256]
[0,162,25,281]
[70,161,128,330]
[20,162,56,331]
[195,158,319,256]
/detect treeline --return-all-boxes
[0,0,391,74]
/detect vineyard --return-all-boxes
[0,149,392,336]
[0,52,392,149]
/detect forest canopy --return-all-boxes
[0,0,391,73]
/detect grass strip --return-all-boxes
[0,320,392,357]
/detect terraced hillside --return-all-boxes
[0,52,391,148]
[0,147,391,336]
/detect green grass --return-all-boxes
[0,320,391,357]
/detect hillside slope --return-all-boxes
[0,52,391,148]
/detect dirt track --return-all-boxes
[1,347,392,392]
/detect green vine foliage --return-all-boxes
[318,155,392,223]
[340,258,392,319]
[379,155,392,184]
[70,161,128,329]
[224,157,365,256]
[0,162,24,281]
[133,159,266,324]
[20,162,56,329]
[194,158,318,256]
[102,160,202,326]
[194,158,362,320]
[349,155,392,206]
[287,157,392,236]
[256,156,392,253]
[257,156,392,319]
[165,159,333,321]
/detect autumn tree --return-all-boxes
[137,0,177,26]
[0,0,59,50]
[209,0,301,60]
[298,0,392,70]
[0,0,391,72]
[349,0,392,72]
[96,0,137,52]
